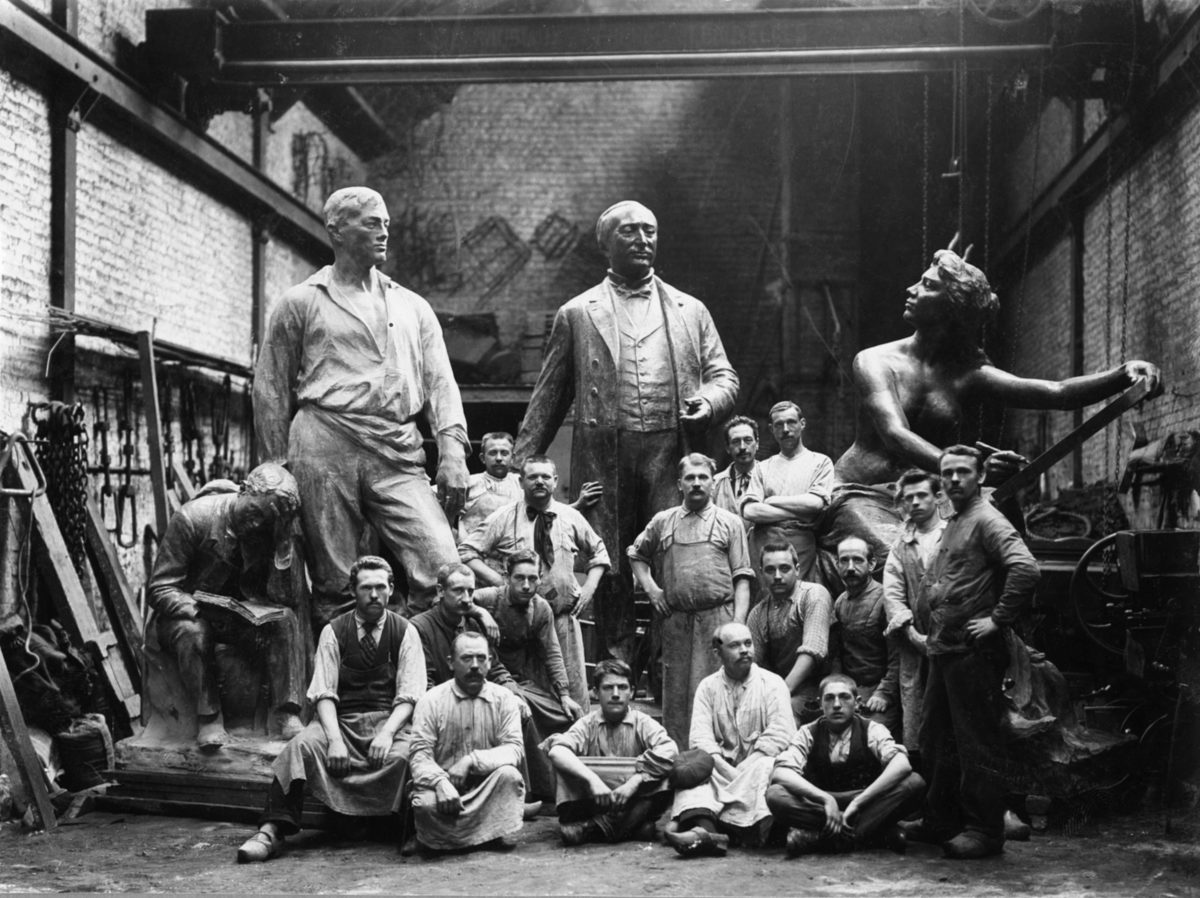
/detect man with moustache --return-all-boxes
[544,658,679,846]
[410,631,526,853]
[767,673,923,856]
[665,623,795,857]
[254,186,469,623]
[515,201,739,658]
[882,470,947,751]
[409,563,508,691]
[747,542,833,722]
[629,453,754,744]
[905,445,1039,860]
[460,455,609,708]
[236,556,426,863]
[713,415,764,524]
[829,537,901,736]
[743,402,834,586]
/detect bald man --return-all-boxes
[254,187,469,623]
[515,201,739,656]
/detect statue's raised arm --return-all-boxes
[834,244,1161,486]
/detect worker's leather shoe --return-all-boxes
[523,800,544,820]
[559,819,604,846]
[665,826,729,858]
[784,828,822,858]
[943,832,1004,859]
[236,829,282,863]
[898,819,955,845]
[882,824,908,854]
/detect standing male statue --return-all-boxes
[515,200,739,655]
[254,186,470,621]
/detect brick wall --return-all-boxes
[371,75,860,459]
[999,95,1200,489]
[0,1,357,605]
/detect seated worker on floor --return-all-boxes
[766,673,924,857]
[409,631,527,854]
[543,659,679,846]
[665,622,795,858]
[237,555,426,863]
[474,550,585,808]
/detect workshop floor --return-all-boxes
[1,806,1198,896]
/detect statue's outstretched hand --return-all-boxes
[1124,360,1162,398]
[979,447,1028,487]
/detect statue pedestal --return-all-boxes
[104,731,332,826]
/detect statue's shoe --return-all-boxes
[197,721,230,751]
[275,712,303,740]
[236,830,282,864]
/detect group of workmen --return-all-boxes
[144,184,1159,867]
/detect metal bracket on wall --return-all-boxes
[65,85,99,133]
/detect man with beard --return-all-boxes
[905,445,1039,859]
[829,537,901,736]
[409,631,526,853]
[514,201,739,659]
[149,462,305,749]
[544,658,679,846]
[236,556,426,862]
[254,186,469,623]
[460,455,608,709]
[743,402,834,586]
[629,453,754,744]
[881,470,947,751]
[767,673,923,856]
[665,623,795,857]
[746,542,833,723]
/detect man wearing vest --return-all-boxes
[766,673,924,857]
[237,555,426,863]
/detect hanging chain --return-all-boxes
[31,401,90,576]
[922,74,930,264]
[984,73,994,272]
[956,0,967,239]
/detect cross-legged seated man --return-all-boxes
[544,659,679,846]
[236,555,426,862]
[766,673,924,856]
[409,631,526,854]
[666,623,795,857]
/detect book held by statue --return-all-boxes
[194,591,286,627]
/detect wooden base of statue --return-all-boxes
[101,615,330,826]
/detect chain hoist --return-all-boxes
[91,387,115,528]
[159,366,176,490]
[209,374,233,482]
[180,378,205,486]
[115,370,139,549]
[31,401,90,575]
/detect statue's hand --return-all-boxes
[679,395,712,426]
[436,451,470,520]
[981,448,1027,487]
[161,594,198,620]
[1124,360,1163,398]
[571,481,603,511]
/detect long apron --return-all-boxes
[660,515,736,747]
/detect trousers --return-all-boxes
[920,643,1010,841]
[765,772,925,844]
[288,408,460,621]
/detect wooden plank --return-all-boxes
[137,331,171,539]
[991,382,1152,503]
[0,640,58,831]
[11,443,141,725]
[83,494,143,693]
[171,459,196,504]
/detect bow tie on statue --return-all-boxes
[360,619,379,666]
[526,506,557,571]
[607,271,654,301]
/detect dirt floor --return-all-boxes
[2,806,1199,896]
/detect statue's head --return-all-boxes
[930,249,999,326]
[233,462,301,569]
[323,187,389,269]
[595,200,657,280]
